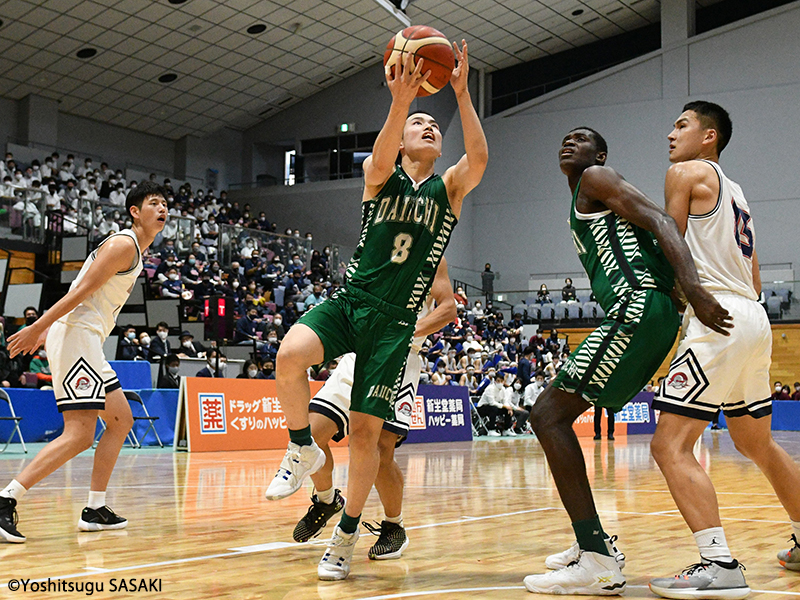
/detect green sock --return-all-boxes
[339,512,361,534]
[572,515,610,556]
[288,426,313,447]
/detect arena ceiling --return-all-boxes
[0,0,721,140]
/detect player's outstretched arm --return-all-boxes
[443,41,488,217]
[581,165,733,336]
[364,52,431,192]
[7,236,138,357]
[415,257,457,338]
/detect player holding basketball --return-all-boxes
[292,259,455,560]
[0,181,167,542]
[648,102,800,599]
[523,127,730,595]
[265,41,487,581]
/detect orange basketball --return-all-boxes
[383,26,455,97]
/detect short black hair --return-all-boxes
[126,180,167,218]
[683,101,732,154]
[569,127,608,156]
[156,321,169,330]
[164,353,180,366]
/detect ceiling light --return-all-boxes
[571,9,584,16]
[76,48,97,59]
[158,73,178,83]
[247,23,267,34]
[372,0,411,27]
[168,0,188,4]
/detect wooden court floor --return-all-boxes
[1,431,800,599]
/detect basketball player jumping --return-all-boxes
[264,42,487,581]
[523,127,731,595]
[292,259,455,561]
[648,102,800,599]
[0,181,167,542]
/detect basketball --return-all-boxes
[383,26,455,97]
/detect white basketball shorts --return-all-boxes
[47,321,121,412]
[653,294,771,420]
[310,350,421,445]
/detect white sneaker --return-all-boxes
[546,535,626,570]
[318,525,359,581]
[487,430,501,437]
[524,550,626,595]
[649,559,750,599]
[265,441,325,501]
[505,429,517,437]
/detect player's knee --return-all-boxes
[276,341,310,372]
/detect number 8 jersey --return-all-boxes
[346,165,457,312]
[685,160,757,301]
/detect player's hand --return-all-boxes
[450,40,469,96]
[385,51,430,105]
[691,291,733,336]
[7,323,49,359]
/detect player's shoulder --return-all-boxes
[666,159,716,183]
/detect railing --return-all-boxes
[0,185,49,244]
[218,224,313,271]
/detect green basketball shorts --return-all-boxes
[296,285,416,421]
[552,288,679,410]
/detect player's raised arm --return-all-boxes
[581,165,733,335]
[415,257,457,338]
[443,41,488,215]
[7,236,138,357]
[364,53,430,191]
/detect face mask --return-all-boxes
[306,236,312,241]
[262,368,273,376]
[232,281,239,288]
[166,260,174,266]
[157,330,168,341]
[514,383,522,390]
[168,366,180,375]
[38,350,47,360]
[188,258,196,265]
[141,336,150,346]
[182,340,193,348]
[25,316,37,325]
[437,367,445,373]
[169,273,179,281]
[776,385,782,391]
[273,319,282,326]
[248,369,258,378]
[127,332,136,340]
[267,337,277,344]
[495,382,504,389]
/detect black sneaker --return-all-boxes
[364,520,409,560]
[78,506,128,531]
[292,489,345,543]
[0,497,25,543]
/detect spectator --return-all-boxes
[150,322,172,358]
[504,377,529,434]
[28,346,52,387]
[157,354,181,389]
[304,283,326,307]
[481,263,494,301]
[234,308,261,345]
[536,284,551,305]
[160,267,182,298]
[523,371,546,410]
[138,331,153,362]
[18,307,40,331]
[196,350,226,377]
[279,301,298,327]
[772,381,791,400]
[178,331,205,358]
[477,373,512,437]
[518,346,535,389]
[562,277,577,302]
[594,407,615,441]
[431,360,449,385]
[260,331,280,362]
[261,359,275,379]
[315,359,338,381]
[459,365,480,393]
[118,325,139,360]
[793,382,800,401]
[237,359,265,379]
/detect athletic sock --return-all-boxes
[572,515,611,556]
[339,512,361,534]
[385,514,403,526]
[694,527,733,562]
[0,480,27,502]
[288,426,313,447]
[791,520,800,542]
[87,491,106,510]
[316,487,335,505]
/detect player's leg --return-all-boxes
[79,387,133,531]
[309,413,340,495]
[275,323,325,429]
[366,429,409,560]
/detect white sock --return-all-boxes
[385,514,403,526]
[0,480,27,501]
[87,491,106,510]
[316,487,335,505]
[791,520,800,541]
[694,527,733,562]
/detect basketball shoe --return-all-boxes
[778,534,800,570]
[524,550,626,595]
[78,506,128,531]
[293,490,346,543]
[363,520,409,560]
[318,525,359,581]
[649,559,750,599]
[0,497,25,543]
[545,534,626,570]
[266,441,325,501]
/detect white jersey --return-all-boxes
[684,160,757,301]
[59,229,143,338]
[410,296,434,353]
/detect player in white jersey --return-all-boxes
[648,101,800,599]
[291,259,455,559]
[0,182,167,543]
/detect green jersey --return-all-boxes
[569,176,674,310]
[346,165,457,312]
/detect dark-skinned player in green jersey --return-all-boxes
[265,42,488,581]
[523,127,731,595]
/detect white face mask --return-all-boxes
[248,369,258,378]
[495,382,504,389]
[182,340,193,348]
[776,385,783,391]
[437,367,445,373]
[267,337,277,344]
[273,319,282,326]
[169,273,179,281]
[514,383,522,390]
[157,330,168,341]
[141,336,150,346]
